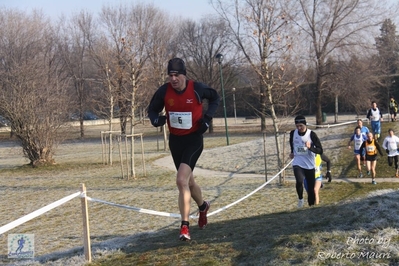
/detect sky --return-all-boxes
[1,0,398,24]
[0,0,216,21]
[2,0,398,22]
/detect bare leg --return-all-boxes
[314,180,322,205]
[188,173,204,206]
[176,163,203,221]
[366,161,371,173]
[355,154,361,175]
[371,160,377,178]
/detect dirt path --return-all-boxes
[154,121,399,183]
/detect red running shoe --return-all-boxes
[179,225,190,241]
[198,201,210,229]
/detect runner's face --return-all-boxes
[296,124,306,133]
[168,73,186,91]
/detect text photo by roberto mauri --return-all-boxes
[317,235,393,261]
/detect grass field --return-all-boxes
[0,118,399,265]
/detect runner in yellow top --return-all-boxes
[359,132,384,184]
[304,154,331,205]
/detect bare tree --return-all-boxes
[143,12,178,150]
[176,17,240,133]
[295,0,397,124]
[58,11,97,138]
[89,29,119,133]
[211,0,299,176]
[177,18,233,85]
[95,4,132,135]
[0,9,70,166]
[96,3,160,134]
[324,56,380,118]
[94,3,167,177]
[123,4,162,135]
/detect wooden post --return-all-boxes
[117,135,125,179]
[80,183,92,262]
[124,135,130,180]
[101,131,106,165]
[282,132,286,184]
[140,134,146,176]
[262,131,268,182]
[109,132,113,166]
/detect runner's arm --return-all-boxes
[366,109,371,120]
[348,135,354,146]
[375,141,384,156]
[382,138,388,150]
[359,141,366,152]
[147,84,167,124]
[309,131,323,155]
[194,82,220,119]
[321,153,331,171]
[289,130,294,153]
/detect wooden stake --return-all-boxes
[80,183,92,262]
[140,134,146,176]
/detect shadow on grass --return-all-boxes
[28,187,399,266]
[339,153,358,179]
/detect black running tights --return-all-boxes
[293,166,316,206]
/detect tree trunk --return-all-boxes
[315,67,323,125]
[19,136,55,167]
[334,95,339,123]
[260,81,267,132]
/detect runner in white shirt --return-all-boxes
[366,101,383,140]
[348,126,367,178]
[289,115,323,208]
[382,128,399,177]
[354,119,369,166]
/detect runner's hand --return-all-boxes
[326,171,331,182]
[151,116,166,127]
[197,116,211,135]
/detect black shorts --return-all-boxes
[365,154,378,161]
[169,132,203,171]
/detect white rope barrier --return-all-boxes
[84,118,358,218]
[86,196,181,218]
[86,159,294,219]
[307,120,357,128]
[0,119,352,233]
[207,159,293,217]
[0,191,82,235]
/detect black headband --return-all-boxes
[167,58,186,75]
[295,118,306,125]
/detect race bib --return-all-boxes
[388,142,397,151]
[296,146,308,155]
[169,112,192,129]
[354,139,362,150]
